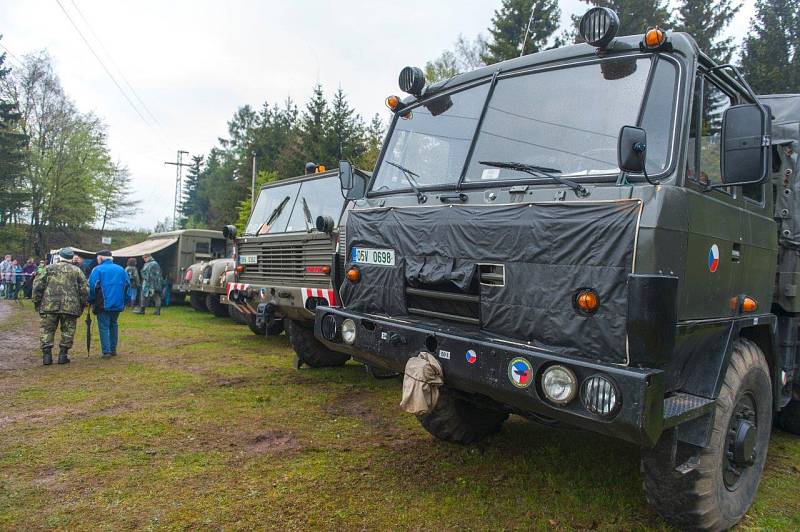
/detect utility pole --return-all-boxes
[251,151,257,214]
[165,150,191,230]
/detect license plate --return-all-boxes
[351,247,395,266]
[239,254,258,265]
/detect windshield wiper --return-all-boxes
[385,161,427,203]
[301,196,314,232]
[257,196,291,235]
[480,161,590,197]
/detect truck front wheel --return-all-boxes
[227,303,248,324]
[285,319,350,368]
[205,294,229,317]
[641,339,772,530]
[418,386,509,444]
[189,291,207,312]
[776,395,800,435]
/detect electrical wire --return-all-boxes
[0,41,24,67]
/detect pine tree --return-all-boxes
[0,39,29,226]
[298,84,330,168]
[576,1,672,38]
[326,87,366,164]
[356,113,384,170]
[740,0,798,94]
[676,0,739,62]
[481,0,562,65]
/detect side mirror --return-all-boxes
[222,225,237,240]
[618,126,647,173]
[339,160,354,191]
[721,103,770,186]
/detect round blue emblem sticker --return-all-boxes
[508,357,533,388]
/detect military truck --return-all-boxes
[314,8,800,529]
[226,168,367,366]
[113,229,227,302]
[185,257,236,316]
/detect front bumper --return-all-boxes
[315,307,667,447]
[229,282,337,323]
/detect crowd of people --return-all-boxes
[0,247,166,366]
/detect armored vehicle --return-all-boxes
[226,168,366,366]
[185,257,236,316]
[113,229,226,302]
[315,8,800,529]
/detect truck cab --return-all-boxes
[226,168,367,367]
[314,8,799,530]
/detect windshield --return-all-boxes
[245,175,345,236]
[284,175,345,232]
[371,56,678,192]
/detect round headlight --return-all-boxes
[579,7,619,48]
[321,314,338,341]
[541,365,578,405]
[341,319,357,345]
[581,375,621,417]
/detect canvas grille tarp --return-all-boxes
[341,200,642,364]
[112,237,179,258]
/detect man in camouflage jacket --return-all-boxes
[133,253,163,315]
[32,248,89,365]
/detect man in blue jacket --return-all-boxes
[88,250,130,359]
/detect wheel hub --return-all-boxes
[723,394,759,490]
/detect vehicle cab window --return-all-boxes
[687,75,732,188]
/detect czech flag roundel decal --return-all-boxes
[466,349,477,364]
[708,244,720,273]
[508,357,533,388]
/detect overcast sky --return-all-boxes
[0,0,754,231]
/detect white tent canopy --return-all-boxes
[112,237,179,258]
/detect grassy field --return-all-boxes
[0,302,798,530]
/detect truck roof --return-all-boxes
[258,169,340,192]
[145,229,223,239]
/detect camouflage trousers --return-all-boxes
[40,313,78,350]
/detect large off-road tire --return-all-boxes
[205,293,229,317]
[418,386,509,444]
[189,291,207,312]
[641,339,772,531]
[248,314,266,335]
[285,319,350,368]
[265,318,284,336]
[776,397,800,435]
[227,304,248,324]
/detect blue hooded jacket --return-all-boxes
[88,259,130,312]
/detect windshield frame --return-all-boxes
[367,51,684,196]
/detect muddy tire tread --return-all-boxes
[285,319,350,367]
[418,387,509,445]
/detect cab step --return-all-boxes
[663,392,715,428]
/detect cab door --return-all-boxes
[681,74,743,320]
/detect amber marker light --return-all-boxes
[741,296,758,313]
[644,28,665,48]
[346,267,361,283]
[385,95,400,110]
[576,289,599,314]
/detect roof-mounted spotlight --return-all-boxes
[399,66,426,96]
[579,7,620,49]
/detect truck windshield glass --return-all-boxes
[284,175,344,232]
[245,182,300,236]
[371,56,677,192]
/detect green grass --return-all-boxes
[0,304,798,530]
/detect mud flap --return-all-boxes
[400,352,444,415]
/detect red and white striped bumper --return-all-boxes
[301,287,337,307]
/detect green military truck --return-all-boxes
[226,168,367,366]
[314,8,800,529]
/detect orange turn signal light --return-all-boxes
[235,265,245,274]
[741,296,758,313]
[576,289,599,314]
[644,28,665,48]
[346,267,360,283]
[386,95,400,110]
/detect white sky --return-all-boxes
[0,0,754,231]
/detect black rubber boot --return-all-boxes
[132,307,145,315]
[42,348,53,366]
[57,347,70,364]
[154,307,161,316]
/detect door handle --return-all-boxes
[732,243,741,262]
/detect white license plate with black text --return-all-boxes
[351,247,395,266]
[239,255,258,265]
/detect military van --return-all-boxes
[225,168,367,366]
[113,229,226,301]
[314,8,800,530]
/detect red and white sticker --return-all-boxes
[226,282,250,298]
[301,287,337,307]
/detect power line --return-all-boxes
[67,0,164,129]
[0,41,24,67]
[54,0,165,144]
